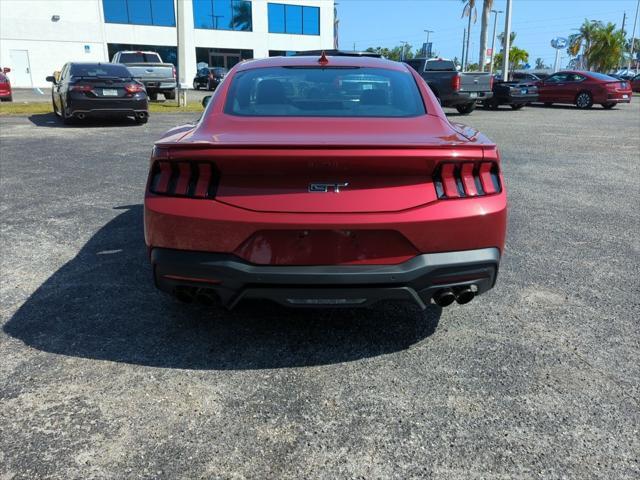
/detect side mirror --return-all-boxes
[46,75,57,83]
[2,67,10,74]
[202,95,212,108]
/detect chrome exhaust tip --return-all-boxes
[455,287,475,305]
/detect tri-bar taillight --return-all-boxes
[433,161,501,199]
[149,161,218,198]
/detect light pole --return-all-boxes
[424,29,434,57]
[400,41,408,61]
[489,9,502,75]
[629,0,640,72]
[502,0,513,81]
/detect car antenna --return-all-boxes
[318,51,329,65]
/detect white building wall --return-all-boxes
[1,0,334,88]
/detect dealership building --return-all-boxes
[0,0,335,88]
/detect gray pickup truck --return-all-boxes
[405,58,493,114]
[111,51,176,101]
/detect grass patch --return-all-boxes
[0,101,203,116]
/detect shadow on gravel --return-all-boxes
[4,205,440,370]
[28,112,141,128]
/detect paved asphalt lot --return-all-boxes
[1,101,639,479]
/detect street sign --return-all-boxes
[551,37,568,49]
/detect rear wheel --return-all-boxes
[575,91,593,109]
[61,102,74,125]
[52,96,60,116]
[193,80,199,90]
[148,92,158,101]
[601,102,615,109]
[510,104,524,110]
[455,103,476,115]
[164,90,176,100]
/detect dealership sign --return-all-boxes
[551,37,568,49]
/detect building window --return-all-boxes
[192,0,253,31]
[103,0,176,27]
[268,3,319,35]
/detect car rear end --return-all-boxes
[491,81,538,106]
[456,71,494,104]
[598,79,632,104]
[144,56,507,309]
[66,63,148,120]
[0,73,11,101]
[207,68,227,90]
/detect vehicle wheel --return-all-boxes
[148,92,158,101]
[208,83,214,91]
[510,104,525,110]
[544,102,553,107]
[193,81,199,90]
[52,96,60,116]
[575,91,593,109]
[455,103,476,115]
[164,90,176,100]
[488,99,500,110]
[601,102,615,109]
[61,102,74,125]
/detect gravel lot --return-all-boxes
[1,101,639,479]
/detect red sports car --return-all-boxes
[536,70,632,109]
[0,68,12,102]
[144,53,507,310]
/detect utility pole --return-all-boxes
[424,29,434,56]
[176,0,187,106]
[502,0,513,81]
[489,9,502,75]
[622,12,627,36]
[630,0,640,72]
[461,28,467,70]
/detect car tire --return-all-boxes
[164,90,176,100]
[575,91,593,109]
[52,96,60,116]
[193,81,199,90]
[601,102,615,109]
[148,92,158,101]
[61,102,74,125]
[488,99,500,110]
[510,104,524,110]
[455,103,476,115]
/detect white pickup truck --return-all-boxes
[111,51,176,100]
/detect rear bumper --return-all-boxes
[152,247,500,309]
[489,93,538,104]
[442,91,493,106]
[142,80,176,92]
[68,96,148,116]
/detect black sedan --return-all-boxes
[46,63,148,124]
[482,76,539,110]
[193,67,227,91]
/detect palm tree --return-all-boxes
[568,20,603,69]
[587,22,626,72]
[497,31,517,49]
[461,0,477,68]
[478,0,494,71]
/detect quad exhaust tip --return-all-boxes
[433,289,456,307]
[454,287,475,304]
[76,113,86,120]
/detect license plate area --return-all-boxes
[469,92,478,98]
[102,89,118,96]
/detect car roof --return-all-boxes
[235,55,409,73]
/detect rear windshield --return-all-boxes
[425,60,456,71]
[588,72,619,81]
[70,64,132,78]
[117,52,162,63]
[224,66,426,117]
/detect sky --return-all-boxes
[337,0,639,69]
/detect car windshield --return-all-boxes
[118,52,162,63]
[224,66,426,117]
[588,72,620,81]
[70,64,132,78]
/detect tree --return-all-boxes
[587,22,626,71]
[461,0,477,67]
[567,19,603,69]
[232,1,252,30]
[497,31,517,49]
[493,46,529,72]
[478,0,494,71]
[535,57,546,69]
[365,44,415,62]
